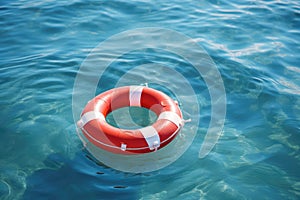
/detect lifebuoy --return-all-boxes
[77,86,184,154]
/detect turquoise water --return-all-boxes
[1,0,300,199]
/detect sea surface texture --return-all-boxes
[0,0,299,199]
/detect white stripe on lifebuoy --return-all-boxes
[129,86,143,107]
[157,111,183,128]
[139,126,160,150]
[77,111,105,128]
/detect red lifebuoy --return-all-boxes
[77,86,184,154]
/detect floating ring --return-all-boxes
[77,86,184,154]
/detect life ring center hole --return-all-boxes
[106,107,157,130]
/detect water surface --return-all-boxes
[0,0,299,199]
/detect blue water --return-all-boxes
[1,0,300,199]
